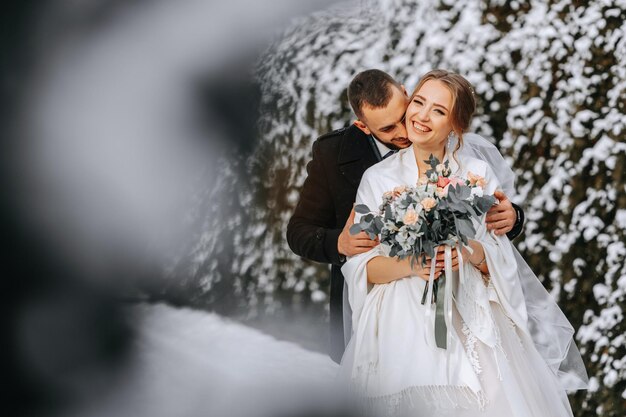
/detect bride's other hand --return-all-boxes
[486,191,516,236]
[411,247,451,281]
[338,207,380,257]
[434,246,460,272]
[428,246,460,274]
[410,257,444,281]
[460,240,489,275]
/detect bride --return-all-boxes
[338,69,587,416]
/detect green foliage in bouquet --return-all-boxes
[350,155,496,268]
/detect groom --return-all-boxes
[287,69,524,363]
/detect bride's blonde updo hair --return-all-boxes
[411,69,477,158]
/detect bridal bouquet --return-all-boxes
[350,155,496,301]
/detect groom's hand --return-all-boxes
[338,208,379,257]
[486,191,516,236]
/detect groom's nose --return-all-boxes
[397,123,407,138]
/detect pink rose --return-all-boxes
[403,209,419,225]
[437,177,451,188]
[421,197,437,211]
[448,177,466,187]
[436,186,447,198]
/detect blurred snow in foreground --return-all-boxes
[65,303,340,417]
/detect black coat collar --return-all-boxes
[338,125,377,163]
[337,125,379,186]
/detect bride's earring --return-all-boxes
[447,131,456,149]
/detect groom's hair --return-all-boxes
[348,69,402,120]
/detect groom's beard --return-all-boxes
[371,134,411,151]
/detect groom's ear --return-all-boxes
[401,84,409,98]
[353,120,371,135]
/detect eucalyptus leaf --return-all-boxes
[423,240,435,258]
[354,204,371,214]
[450,200,467,213]
[455,217,476,238]
[384,205,393,221]
[349,224,363,235]
[374,217,384,231]
[457,184,471,199]
[475,195,496,212]
[427,154,439,169]
[362,213,374,222]
[447,186,460,203]
[463,201,480,219]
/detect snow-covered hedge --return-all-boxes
[172,1,625,414]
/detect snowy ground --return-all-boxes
[65,303,342,417]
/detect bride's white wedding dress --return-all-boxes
[337,146,587,416]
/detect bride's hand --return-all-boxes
[444,247,460,272]
[460,240,489,274]
[432,247,460,272]
[410,260,442,281]
[410,247,459,280]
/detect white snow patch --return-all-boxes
[68,303,340,417]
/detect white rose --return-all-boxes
[470,187,484,198]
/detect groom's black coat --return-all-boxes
[287,124,524,363]
[287,125,376,363]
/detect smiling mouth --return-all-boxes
[412,121,431,133]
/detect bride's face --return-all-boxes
[405,79,454,151]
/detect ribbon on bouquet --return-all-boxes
[421,245,465,350]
